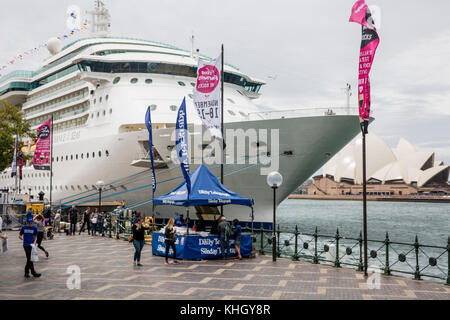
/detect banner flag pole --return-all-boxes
[220,44,224,216]
[50,114,54,207]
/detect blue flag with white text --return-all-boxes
[145,106,157,195]
[176,97,191,195]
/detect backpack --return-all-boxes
[224,223,232,240]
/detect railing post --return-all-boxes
[313,227,319,264]
[447,236,449,285]
[334,228,341,268]
[259,225,264,255]
[358,231,363,272]
[293,225,299,261]
[277,224,281,258]
[414,235,421,280]
[384,232,391,275]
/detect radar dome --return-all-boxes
[46,37,62,55]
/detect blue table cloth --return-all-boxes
[152,232,252,260]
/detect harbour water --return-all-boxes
[275,199,449,282]
[278,199,449,245]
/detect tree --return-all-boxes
[0,100,36,172]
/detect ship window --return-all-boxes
[106,150,109,157]
[170,105,177,111]
[227,98,235,104]
[103,110,106,116]
[92,152,95,158]
[71,155,73,160]
[76,154,78,160]
[130,78,138,84]
[227,110,236,116]
[56,157,59,162]
[239,111,247,117]
[190,82,195,87]
[188,94,193,99]
[99,97,102,103]
[81,153,84,159]
[97,112,100,117]
[86,153,89,159]
[177,81,186,86]
[66,155,68,160]
[106,94,109,101]
[98,151,101,157]
[150,104,157,111]
[113,77,120,84]
[145,79,153,84]
[109,108,112,114]
[94,99,96,104]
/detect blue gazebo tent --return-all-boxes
[153,164,253,207]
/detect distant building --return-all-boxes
[309,133,450,196]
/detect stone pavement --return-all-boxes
[0,231,449,300]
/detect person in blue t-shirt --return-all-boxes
[174,214,189,227]
[19,216,41,278]
[232,219,242,260]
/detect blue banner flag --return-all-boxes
[175,97,191,195]
[145,106,157,195]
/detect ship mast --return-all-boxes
[86,0,111,37]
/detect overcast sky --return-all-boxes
[1,0,449,165]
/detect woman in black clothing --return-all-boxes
[132,217,147,266]
[34,214,49,258]
[164,218,179,265]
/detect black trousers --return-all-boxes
[79,220,91,234]
[70,221,77,235]
[165,240,176,261]
[37,232,46,252]
[24,246,37,276]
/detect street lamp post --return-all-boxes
[28,184,32,201]
[267,171,283,262]
[96,180,105,213]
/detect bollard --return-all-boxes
[334,228,341,268]
[259,225,264,255]
[358,231,363,272]
[293,225,299,261]
[384,232,391,275]
[414,235,421,280]
[313,227,319,264]
[277,225,281,258]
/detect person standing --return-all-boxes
[98,211,104,236]
[19,216,41,278]
[218,216,231,260]
[79,207,92,235]
[91,209,99,236]
[68,205,79,236]
[34,214,49,258]
[54,210,61,233]
[132,217,148,266]
[0,214,7,240]
[164,218,179,265]
[232,219,242,260]
[43,205,52,226]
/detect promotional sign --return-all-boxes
[152,232,252,260]
[349,0,380,122]
[193,54,222,139]
[176,98,191,195]
[145,106,157,195]
[33,118,52,170]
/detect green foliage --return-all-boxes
[0,100,36,172]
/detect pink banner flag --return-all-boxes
[349,0,380,122]
[33,118,52,171]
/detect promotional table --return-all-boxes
[152,232,252,260]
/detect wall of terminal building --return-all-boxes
[308,176,449,196]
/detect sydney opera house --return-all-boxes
[309,133,450,196]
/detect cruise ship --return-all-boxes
[0,2,362,225]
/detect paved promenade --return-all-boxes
[0,232,449,300]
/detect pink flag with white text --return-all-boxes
[349,0,380,122]
[33,118,52,170]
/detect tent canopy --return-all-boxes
[153,164,253,207]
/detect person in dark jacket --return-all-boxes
[218,216,231,259]
[79,207,92,235]
[164,218,179,265]
[232,219,242,260]
[34,214,49,258]
[68,205,79,236]
[132,217,147,266]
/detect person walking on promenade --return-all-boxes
[132,216,148,266]
[54,210,61,233]
[218,216,231,260]
[19,216,41,278]
[68,205,79,236]
[91,209,99,236]
[98,211,105,236]
[79,207,91,235]
[43,205,52,226]
[232,219,242,260]
[0,214,7,240]
[34,214,49,258]
[164,218,179,265]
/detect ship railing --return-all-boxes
[243,224,449,285]
[25,92,88,119]
[248,107,360,120]
[23,81,87,109]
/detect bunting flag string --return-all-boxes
[0,22,88,78]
